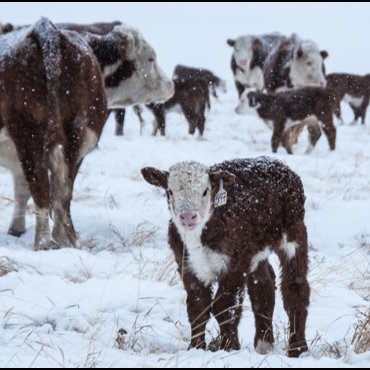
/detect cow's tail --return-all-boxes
[31,18,64,149]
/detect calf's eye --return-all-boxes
[203,189,208,197]
[168,190,173,196]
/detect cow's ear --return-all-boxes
[252,38,262,52]
[209,170,236,188]
[1,23,14,34]
[227,39,236,47]
[296,46,304,59]
[320,50,329,59]
[141,167,169,189]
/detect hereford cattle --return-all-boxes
[141,158,310,358]
[235,87,339,154]
[227,33,286,97]
[326,73,370,125]
[0,18,173,250]
[148,65,226,137]
[263,34,328,92]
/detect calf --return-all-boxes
[235,88,338,154]
[263,34,328,92]
[326,73,370,125]
[141,158,310,358]
[227,33,286,97]
[148,65,226,137]
[0,18,173,250]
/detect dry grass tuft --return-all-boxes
[352,308,370,354]
[0,256,19,277]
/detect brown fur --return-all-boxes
[142,158,310,357]
[120,65,224,137]
[247,87,339,153]
[0,19,109,249]
[327,73,370,124]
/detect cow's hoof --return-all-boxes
[34,240,61,251]
[208,336,240,352]
[8,228,26,238]
[188,341,206,351]
[255,339,274,355]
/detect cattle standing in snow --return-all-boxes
[227,33,286,97]
[235,88,339,154]
[326,73,370,125]
[141,158,310,358]
[263,34,328,92]
[0,18,173,250]
[148,65,226,137]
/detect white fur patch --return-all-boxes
[78,128,98,162]
[103,61,123,78]
[235,66,264,90]
[343,94,364,108]
[280,233,298,260]
[250,248,271,273]
[183,228,230,287]
[0,127,23,174]
[255,339,273,355]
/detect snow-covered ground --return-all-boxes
[0,3,370,368]
[0,93,369,367]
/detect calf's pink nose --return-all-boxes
[180,212,198,227]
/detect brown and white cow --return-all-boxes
[227,33,286,97]
[141,158,310,357]
[263,34,328,92]
[326,73,370,125]
[235,87,339,154]
[0,18,173,250]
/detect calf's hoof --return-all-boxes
[208,335,240,352]
[287,340,308,358]
[255,339,274,355]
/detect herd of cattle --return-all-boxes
[0,18,368,358]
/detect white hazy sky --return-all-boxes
[1,2,370,82]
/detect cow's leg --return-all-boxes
[271,121,285,153]
[247,260,276,354]
[360,97,369,124]
[210,273,245,352]
[114,109,125,136]
[133,105,145,135]
[8,172,31,237]
[17,152,51,250]
[319,114,336,150]
[182,105,197,135]
[49,145,76,247]
[306,120,321,154]
[277,221,310,358]
[149,107,166,136]
[235,81,246,99]
[349,103,360,125]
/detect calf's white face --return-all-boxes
[228,36,254,69]
[104,25,174,108]
[289,41,328,88]
[141,162,235,233]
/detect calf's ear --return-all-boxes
[141,167,169,189]
[320,50,329,59]
[209,170,236,188]
[227,39,236,47]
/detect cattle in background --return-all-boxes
[141,158,310,357]
[235,88,339,154]
[326,73,370,125]
[0,18,173,250]
[263,34,328,92]
[148,65,226,137]
[227,33,286,97]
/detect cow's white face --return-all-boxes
[229,36,254,70]
[141,162,235,233]
[289,41,328,88]
[104,25,174,108]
